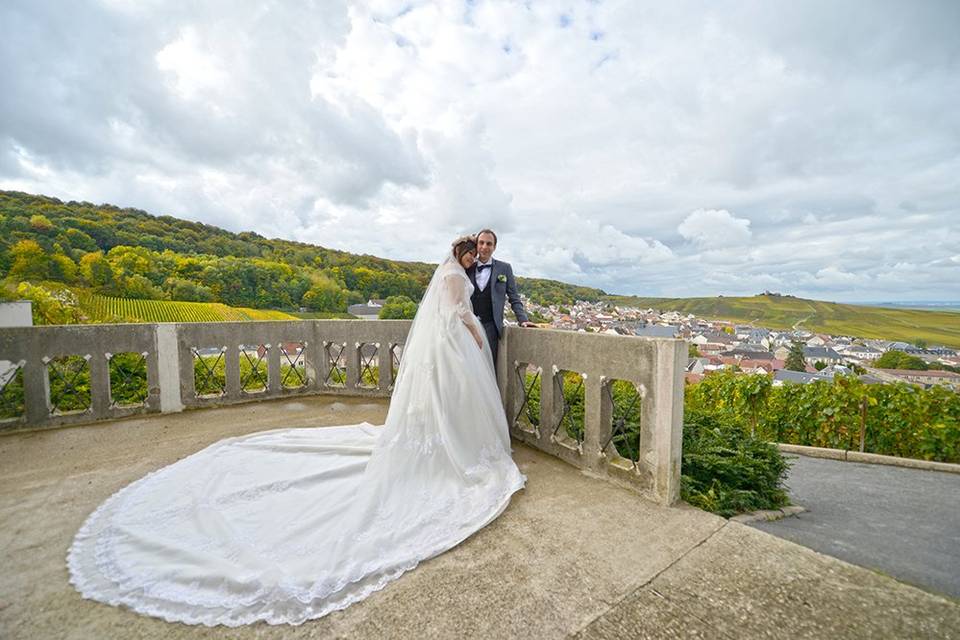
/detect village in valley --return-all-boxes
[342,291,960,393]
[516,296,960,392]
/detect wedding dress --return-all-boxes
[67,254,526,626]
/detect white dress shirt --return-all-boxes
[475,259,493,291]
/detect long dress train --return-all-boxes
[67,257,525,626]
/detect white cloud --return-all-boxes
[1,0,958,302]
[812,266,867,287]
[155,27,228,101]
[678,209,752,248]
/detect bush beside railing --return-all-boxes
[680,410,790,518]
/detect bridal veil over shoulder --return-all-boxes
[67,253,525,626]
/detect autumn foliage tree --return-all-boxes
[378,296,417,319]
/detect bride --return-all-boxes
[67,235,526,626]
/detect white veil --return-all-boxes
[389,245,495,396]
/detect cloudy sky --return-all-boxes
[2,0,958,302]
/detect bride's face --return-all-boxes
[459,249,477,269]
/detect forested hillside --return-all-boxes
[0,191,606,322]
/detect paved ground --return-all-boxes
[750,453,960,600]
[2,396,959,639]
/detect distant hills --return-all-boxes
[859,301,960,312]
[606,294,960,348]
[2,190,957,347]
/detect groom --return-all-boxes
[466,229,536,369]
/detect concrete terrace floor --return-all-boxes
[2,395,959,640]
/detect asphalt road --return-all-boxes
[749,454,960,600]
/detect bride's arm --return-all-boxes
[441,274,484,349]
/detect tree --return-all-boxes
[164,277,215,302]
[80,251,118,292]
[913,338,928,349]
[29,214,54,232]
[121,274,164,300]
[64,228,99,253]
[16,282,84,324]
[106,245,164,285]
[875,350,928,371]
[301,280,348,312]
[785,342,806,372]
[9,239,51,281]
[688,343,700,358]
[379,295,417,319]
[49,253,78,283]
[814,361,827,371]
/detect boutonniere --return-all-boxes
[497,274,507,283]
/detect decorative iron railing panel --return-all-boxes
[175,320,412,408]
[280,341,308,389]
[0,324,160,429]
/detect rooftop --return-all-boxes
[877,368,960,378]
[2,394,959,639]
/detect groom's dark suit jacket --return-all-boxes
[466,258,529,337]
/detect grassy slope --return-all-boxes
[605,294,960,348]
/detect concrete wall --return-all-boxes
[0,320,684,505]
[0,301,32,328]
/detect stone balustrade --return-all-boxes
[0,320,684,505]
[498,327,685,505]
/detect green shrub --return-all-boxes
[681,410,790,518]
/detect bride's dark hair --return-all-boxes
[451,235,478,261]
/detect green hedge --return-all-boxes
[687,371,960,463]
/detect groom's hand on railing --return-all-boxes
[520,321,538,328]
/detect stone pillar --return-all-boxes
[584,374,611,471]
[497,329,510,410]
[23,358,49,425]
[541,365,559,447]
[155,323,184,414]
[225,343,240,397]
[306,327,323,391]
[376,342,392,392]
[649,339,686,505]
[346,342,360,389]
[267,342,281,393]
[89,352,110,418]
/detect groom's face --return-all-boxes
[477,232,496,262]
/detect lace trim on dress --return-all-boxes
[68,455,524,626]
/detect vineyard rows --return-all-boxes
[77,292,296,323]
